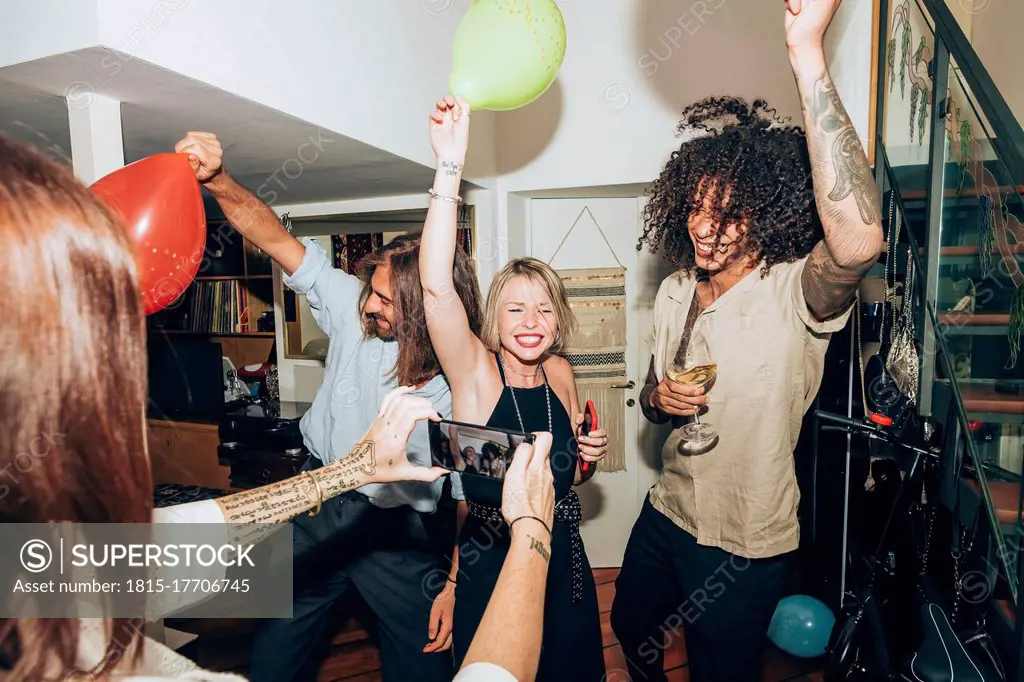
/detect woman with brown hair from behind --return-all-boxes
[0,135,449,681]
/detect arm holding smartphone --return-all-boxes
[455,433,555,682]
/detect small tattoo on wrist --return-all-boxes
[440,160,463,177]
[528,535,551,563]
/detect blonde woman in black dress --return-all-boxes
[420,96,609,681]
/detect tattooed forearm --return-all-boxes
[440,160,464,177]
[527,536,551,563]
[793,64,883,321]
[801,241,865,321]
[640,358,670,425]
[805,76,882,231]
[213,440,379,537]
[316,441,377,498]
[797,70,883,268]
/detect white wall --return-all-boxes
[495,0,873,193]
[972,0,1024,127]
[93,0,499,178]
[0,0,98,69]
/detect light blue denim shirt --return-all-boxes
[282,239,451,513]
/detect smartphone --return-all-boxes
[580,400,599,473]
[428,419,535,482]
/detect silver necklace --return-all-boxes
[499,354,553,433]
[500,353,541,379]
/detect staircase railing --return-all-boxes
[878,143,1015,602]
[873,0,1024,674]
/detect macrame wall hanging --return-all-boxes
[548,206,628,473]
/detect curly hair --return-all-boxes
[638,96,822,275]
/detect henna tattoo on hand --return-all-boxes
[212,441,385,548]
[318,440,377,498]
[528,535,551,563]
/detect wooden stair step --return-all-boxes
[940,244,1024,257]
[966,478,1022,526]
[939,313,1010,326]
[957,385,1024,415]
[901,185,1024,201]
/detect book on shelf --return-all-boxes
[187,279,250,334]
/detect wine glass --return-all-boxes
[666,324,719,453]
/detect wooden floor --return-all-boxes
[593,569,823,682]
[180,568,824,681]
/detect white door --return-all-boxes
[530,197,675,567]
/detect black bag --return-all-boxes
[864,350,919,442]
[899,603,1002,681]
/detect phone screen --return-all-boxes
[428,420,534,482]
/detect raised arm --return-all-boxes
[175,132,305,275]
[176,132,358,335]
[421,97,487,387]
[787,0,883,321]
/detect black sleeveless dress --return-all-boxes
[452,356,605,681]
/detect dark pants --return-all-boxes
[611,497,790,682]
[250,480,452,682]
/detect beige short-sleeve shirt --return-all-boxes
[647,255,852,559]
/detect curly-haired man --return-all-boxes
[611,2,883,681]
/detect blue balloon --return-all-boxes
[767,595,836,658]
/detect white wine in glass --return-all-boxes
[667,324,719,452]
[666,363,718,389]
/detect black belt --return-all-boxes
[467,489,584,604]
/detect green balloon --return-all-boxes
[449,0,567,112]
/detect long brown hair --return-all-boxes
[359,234,483,386]
[0,135,152,679]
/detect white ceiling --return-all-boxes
[0,47,437,204]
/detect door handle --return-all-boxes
[610,380,635,390]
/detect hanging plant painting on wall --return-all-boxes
[887,2,1024,367]
[889,1,932,144]
[948,116,1024,367]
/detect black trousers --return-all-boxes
[611,496,790,682]
[250,474,452,682]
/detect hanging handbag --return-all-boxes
[899,603,1002,681]
[862,192,919,439]
[886,248,919,405]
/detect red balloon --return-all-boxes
[90,154,206,315]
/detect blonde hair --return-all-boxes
[481,258,577,355]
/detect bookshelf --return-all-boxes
[147,212,277,346]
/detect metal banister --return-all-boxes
[918,0,1024,184]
